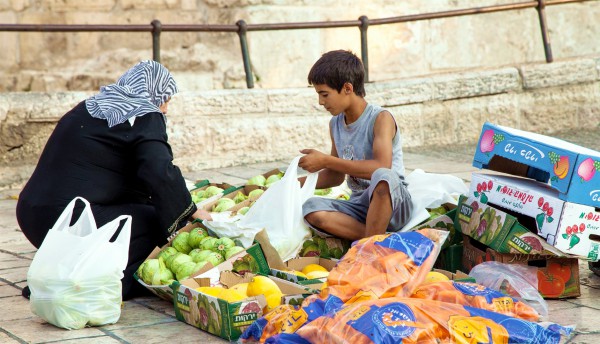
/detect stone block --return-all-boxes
[266,88,320,115]
[420,101,456,146]
[431,68,521,101]
[520,58,599,89]
[121,0,179,10]
[367,78,433,107]
[388,104,423,147]
[171,90,267,117]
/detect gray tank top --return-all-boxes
[330,103,405,192]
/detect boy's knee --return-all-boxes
[372,167,394,183]
[373,180,390,198]
[305,211,327,229]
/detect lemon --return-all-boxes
[289,270,308,278]
[230,282,249,297]
[247,275,282,297]
[196,286,225,297]
[264,292,283,312]
[218,288,247,303]
[301,264,328,275]
[423,271,450,284]
[306,270,329,279]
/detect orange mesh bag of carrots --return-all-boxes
[324,228,447,303]
[289,298,571,344]
[241,228,446,343]
[411,281,540,321]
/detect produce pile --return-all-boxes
[132,172,573,343]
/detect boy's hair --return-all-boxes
[308,50,366,97]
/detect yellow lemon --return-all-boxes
[301,264,328,275]
[306,270,329,279]
[289,270,308,278]
[230,282,249,297]
[247,275,282,297]
[423,271,450,284]
[195,286,225,297]
[218,289,247,303]
[264,292,283,312]
[320,281,328,290]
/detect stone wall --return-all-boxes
[1,56,599,190]
[1,1,600,92]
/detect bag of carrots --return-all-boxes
[411,281,541,321]
[241,228,447,343]
[281,298,571,344]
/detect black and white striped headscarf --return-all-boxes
[85,60,178,127]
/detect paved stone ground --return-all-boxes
[1,131,600,343]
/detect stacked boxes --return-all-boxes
[456,122,600,298]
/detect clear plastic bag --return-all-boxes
[28,197,131,330]
[468,261,548,318]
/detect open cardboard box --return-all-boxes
[469,172,600,259]
[190,181,238,208]
[134,222,285,302]
[271,256,337,284]
[462,234,580,299]
[432,268,475,283]
[472,122,600,208]
[174,271,313,340]
[201,184,264,213]
[455,195,566,256]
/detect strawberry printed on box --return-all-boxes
[473,122,600,208]
[470,173,600,260]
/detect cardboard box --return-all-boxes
[469,172,600,259]
[432,268,475,283]
[190,181,238,207]
[135,222,284,302]
[462,234,580,298]
[415,206,459,248]
[433,243,464,273]
[244,168,284,188]
[174,272,313,340]
[202,184,264,213]
[472,122,600,208]
[455,195,565,256]
[270,256,337,284]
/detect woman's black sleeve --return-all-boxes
[130,113,197,235]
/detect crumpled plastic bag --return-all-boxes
[468,261,548,318]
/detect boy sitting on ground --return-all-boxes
[299,50,413,241]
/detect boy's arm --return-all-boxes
[300,111,396,180]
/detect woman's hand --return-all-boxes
[191,208,212,221]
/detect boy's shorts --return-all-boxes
[302,168,412,235]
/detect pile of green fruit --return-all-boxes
[299,236,351,259]
[137,227,246,285]
[246,172,284,188]
[211,189,264,214]
[191,185,225,204]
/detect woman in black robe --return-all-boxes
[16,60,210,300]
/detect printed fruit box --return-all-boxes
[174,272,313,340]
[414,205,459,249]
[462,234,580,298]
[135,222,279,303]
[472,122,600,208]
[455,195,565,256]
[470,172,600,259]
[271,256,337,284]
[299,234,352,259]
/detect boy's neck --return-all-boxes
[343,97,368,125]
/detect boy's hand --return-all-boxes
[299,149,327,172]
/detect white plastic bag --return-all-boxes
[28,197,131,330]
[400,168,468,231]
[469,261,548,318]
[205,156,318,261]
